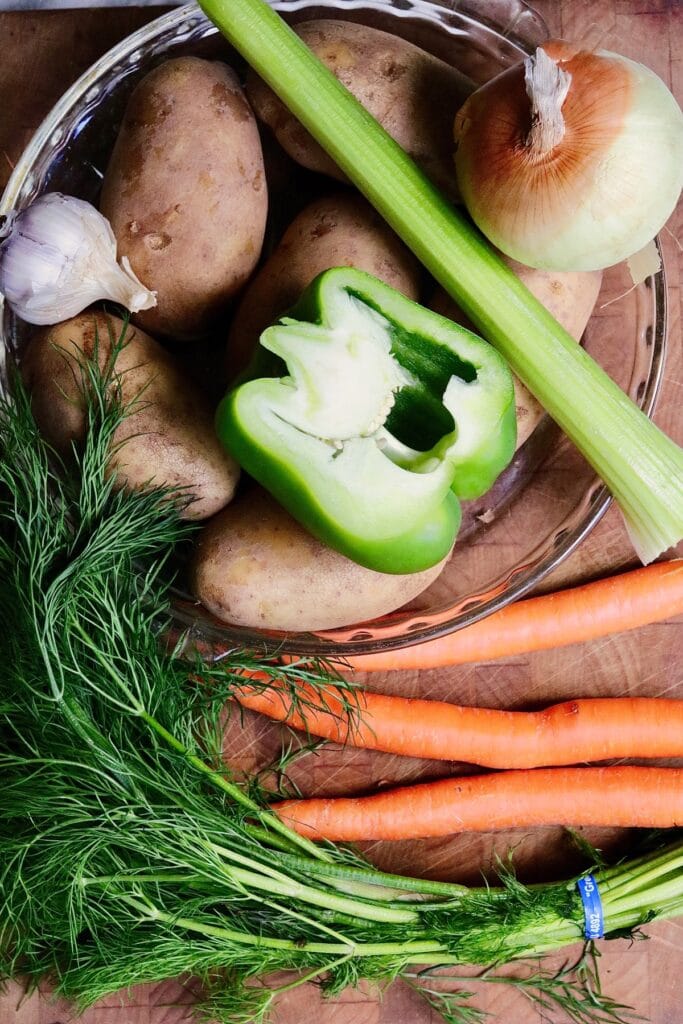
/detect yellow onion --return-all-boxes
[453,41,683,271]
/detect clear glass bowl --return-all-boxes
[0,0,667,657]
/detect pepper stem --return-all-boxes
[524,47,572,157]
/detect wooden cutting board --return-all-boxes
[0,2,681,1022]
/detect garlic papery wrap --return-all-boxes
[454,42,683,272]
[0,193,156,325]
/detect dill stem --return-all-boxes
[243,822,301,852]
[499,921,584,956]
[607,880,683,918]
[69,620,327,863]
[603,901,683,932]
[256,894,354,946]
[596,843,683,887]
[83,874,194,886]
[124,895,445,958]
[204,838,300,880]
[205,839,418,921]
[219,862,417,925]
[137,709,328,862]
[270,955,353,992]
[309,875,421,904]
[85,875,374,947]
[71,620,142,711]
[276,852,474,899]
[588,845,683,927]
[599,849,683,901]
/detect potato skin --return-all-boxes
[432,258,603,449]
[22,312,240,520]
[191,489,449,632]
[246,20,469,200]
[226,192,421,377]
[100,57,267,340]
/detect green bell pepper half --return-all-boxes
[216,267,516,574]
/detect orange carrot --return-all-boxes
[234,685,683,768]
[273,766,683,841]
[343,560,683,672]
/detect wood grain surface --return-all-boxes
[0,1,681,1023]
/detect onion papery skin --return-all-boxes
[454,41,683,272]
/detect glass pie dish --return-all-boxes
[0,0,668,657]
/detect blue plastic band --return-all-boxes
[577,874,604,940]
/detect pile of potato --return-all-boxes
[23,23,602,633]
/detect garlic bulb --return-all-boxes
[453,42,683,272]
[0,193,156,325]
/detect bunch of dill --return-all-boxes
[0,351,680,1024]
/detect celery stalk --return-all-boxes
[199,0,683,562]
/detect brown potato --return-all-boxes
[100,57,267,340]
[246,21,469,200]
[432,258,603,449]
[226,192,421,377]
[190,489,450,632]
[22,312,239,520]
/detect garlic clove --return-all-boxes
[117,257,158,312]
